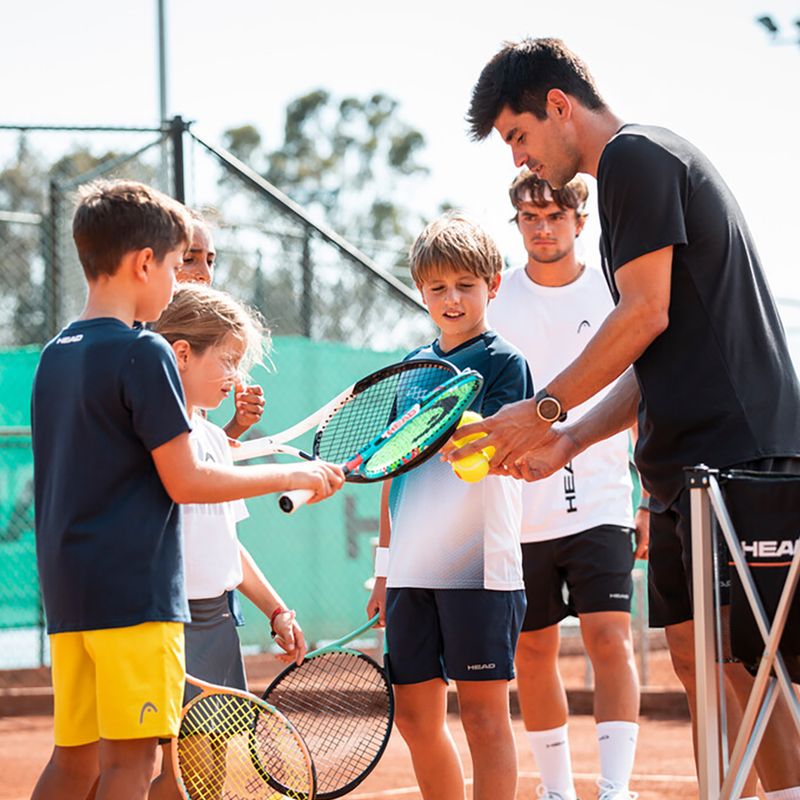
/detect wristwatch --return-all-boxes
[534,389,567,423]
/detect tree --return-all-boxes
[223,90,443,276]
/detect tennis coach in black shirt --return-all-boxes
[449,37,800,794]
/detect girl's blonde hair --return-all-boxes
[153,284,269,378]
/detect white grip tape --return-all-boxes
[278,488,315,514]
[374,546,390,579]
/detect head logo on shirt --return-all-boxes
[56,334,84,345]
[577,320,591,334]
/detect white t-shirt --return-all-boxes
[488,266,634,542]
[386,335,529,591]
[182,414,248,599]
[387,458,524,590]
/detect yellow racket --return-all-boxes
[173,675,316,799]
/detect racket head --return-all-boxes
[312,359,458,481]
[172,683,316,799]
[351,368,484,481]
[262,649,393,800]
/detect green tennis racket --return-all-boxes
[231,359,483,513]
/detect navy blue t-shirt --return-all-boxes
[32,318,193,634]
[403,330,534,416]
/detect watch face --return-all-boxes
[537,397,560,422]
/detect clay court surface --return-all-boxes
[0,645,714,799]
[0,712,699,800]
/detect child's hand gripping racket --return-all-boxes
[231,359,483,513]
[174,675,316,799]
[262,614,392,799]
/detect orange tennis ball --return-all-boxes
[452,411,494,483]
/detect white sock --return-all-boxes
[765,789,800,800]
[597,720,639,789]
[527,725,576,799]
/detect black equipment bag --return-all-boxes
[720,470,800,682]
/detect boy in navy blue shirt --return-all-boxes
[31,180,344,800]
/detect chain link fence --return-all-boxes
[3,121,798,668]
[0,121,433,664]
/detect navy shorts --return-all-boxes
[520,524,635,632]
[385,587,526,684]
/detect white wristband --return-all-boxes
[374,546,390,579]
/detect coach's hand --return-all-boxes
[443,398,553,477]
[289,461,346,503]
[509,426,580,481]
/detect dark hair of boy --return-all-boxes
[72,180,192,280]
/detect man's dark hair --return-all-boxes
[467,38,606,140]
[508,169,588,224]
[72,180,192,280]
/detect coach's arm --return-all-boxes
[445,246,672,478]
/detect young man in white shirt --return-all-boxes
[488,171,641,800]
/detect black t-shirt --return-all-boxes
[597,124,800,505]
[32,318,193,633]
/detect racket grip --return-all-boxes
[278,488,315,514]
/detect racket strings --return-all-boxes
[362,376,481,478]
[317,364,455,463]
[177,692,313,800]
[266,653,391,796]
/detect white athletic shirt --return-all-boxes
[182,414,248,598]
[386,334,529,591]
[488,266,634,542]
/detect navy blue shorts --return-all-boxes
[385,587,526,684]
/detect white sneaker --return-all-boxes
[535,785,578,800]
[596,777,638,799]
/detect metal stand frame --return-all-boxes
[688,465,800,799]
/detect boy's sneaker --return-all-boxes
[596,778,638,799]
[535,785,579,800]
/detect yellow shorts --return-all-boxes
[50,621,185,746]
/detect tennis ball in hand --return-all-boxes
[451,411,495,483]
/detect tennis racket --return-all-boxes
[230,359,483,514]
[262,615,392,799]
[173,674,316,800]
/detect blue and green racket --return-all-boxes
[231,359,483,513]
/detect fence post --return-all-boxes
[169,115,187,203]
[301,231,313,338]
[45,179,62,340]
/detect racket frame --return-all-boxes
[173,674,317,800]
[261,615,394,800]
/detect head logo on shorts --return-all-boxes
[139,701,158,724]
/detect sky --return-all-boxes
[2,0,800,302]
